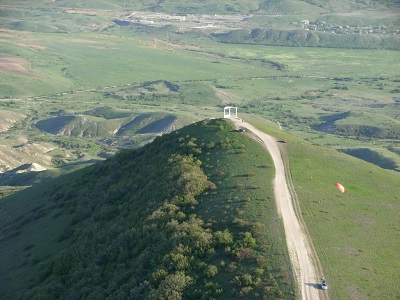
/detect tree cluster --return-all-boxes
[22,119,291,299]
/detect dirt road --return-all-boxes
[231,118,328,300]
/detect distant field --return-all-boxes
[203,43,400,78]
[0,2,398,175]
[0,30,283,97]
[1,25,399,172]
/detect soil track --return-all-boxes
[231,118,329,300]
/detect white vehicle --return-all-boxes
[321,279,328,290]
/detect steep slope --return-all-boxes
[0,110,26,132]
[0,140,55,174]
[0,119,294,299]
[34,110,178,138]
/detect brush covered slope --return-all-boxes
[0,119,295,300]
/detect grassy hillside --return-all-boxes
[1,117,399,299]
[214,28,400,50]
[249,117,400,300]
[0,119,295,299]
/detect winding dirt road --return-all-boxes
[231,118,329,300]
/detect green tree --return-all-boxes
[214,229,234,246]
[148,272,192,300]
[205,265,219,278]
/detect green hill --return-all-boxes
[1,1,399,298]
[1,117,399,299]
[0,119,294,299]
[214,28,400,50]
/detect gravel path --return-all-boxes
[231,118,328,300]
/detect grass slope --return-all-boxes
[250,118,400,300]
[0,119,295,299]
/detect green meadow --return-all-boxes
[248,117,400,300]
[2,32,399,166]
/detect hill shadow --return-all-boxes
[340,148,397,171]
[35,115,75,134]
[312,111,350,133]
[0,169,53,186]
[136,115,176,134]
[116,114,152,135]
[0,160,100,187]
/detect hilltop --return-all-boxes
[0,119,295,299]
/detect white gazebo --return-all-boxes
[223,106,238,118]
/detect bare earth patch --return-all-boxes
[65,9,98,16]
[65,38,103,44]
[336,10,398,18]
[0,142,55,173]
[0,110,26,132]
[0,30,13,38]
[0,53,42,77]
